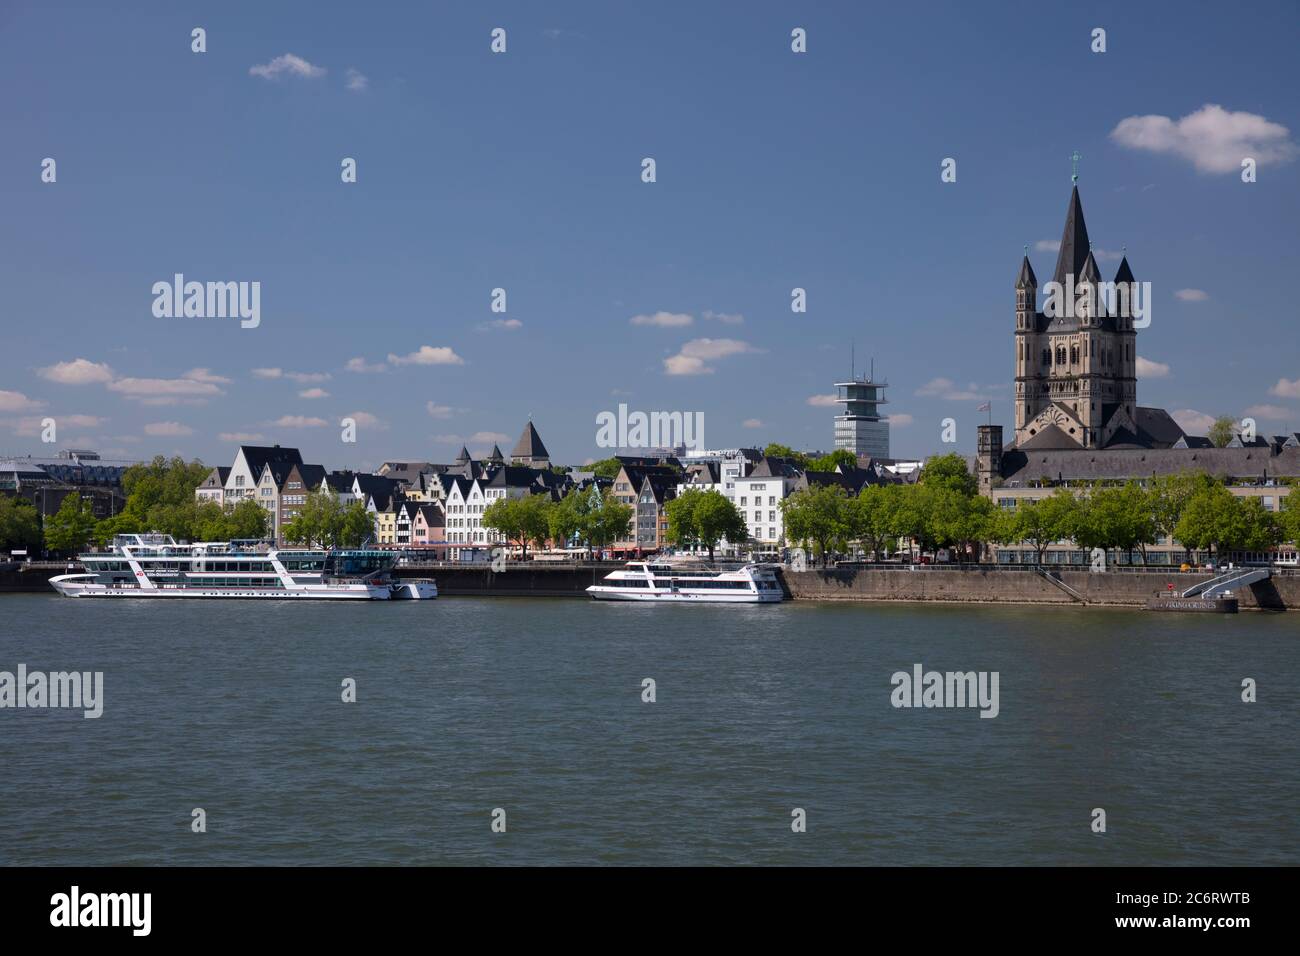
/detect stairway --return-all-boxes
[1033,566,1086,603]
[1181,567,1270,599]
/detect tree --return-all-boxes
[1150,471,1216,545]
[670,489,745,563]
[226,498,271,540]
[482,494,551,559]
[808,449,858,472]
[1012,488,1080,564]
[283,489,345,547]
[112,455,212,541]
[588,457,623,480]
[43,493,98,554]
[1280,491,1300,546]
[0,496,42,554]
[580,490,633,557]
[547,491,587,553]
[782,485,849,566]
[918,453,979,497]
[337,501,376,547]
[1171,483,1268,557]
[1074,482,1157,562]
[763,443,811,470]
[1208,416,1236,448]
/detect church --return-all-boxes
[1012,183,1183,451]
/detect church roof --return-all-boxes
[1016,423,1077,450]
[1114,255,1135,284]
[512,421,549,460]
[455,445,470,463]
[1078,248,1101,284]
[1016,255,1037,289]
[488,444,504,462]
[1134,407,1185,448]
[1052,186,1092,288]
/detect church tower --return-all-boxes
[1013,179,1140,450]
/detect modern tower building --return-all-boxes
[834,371,890,460]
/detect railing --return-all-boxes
[1181,567,1270,599]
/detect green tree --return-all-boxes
[588,457,623,480]
[0,496,42,554]
[1208,416,1236,448]
[547,490,587,553]
[808,449,859,472]
[1150,471,1216,546]
[579,490,633,557]
[283,489,345,547]
[1012,488,1080,564]
[918,453,979,497]
[782,484,849,566]
[1074,482,1157,562]
[226,498,271,540]
[482,494,551,559]
[43,493,98,554]
[763,443,811,470]
[113,455,211,541]
[668,489,746,563]
[337,501,376,547]
[1279,491,1300,547]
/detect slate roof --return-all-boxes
[238,445,302,483]
[511,422,549,460]
[1052,186,1090,288]
[1000,446,1300,484]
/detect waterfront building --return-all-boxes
[611,463,679,556]
[510,421,551,469]
[195,467,230,507]
[278,463,325,540]
[411,503,446,555]
[223,445,303,505]
[0,449,132,520]
[740,457,802,551]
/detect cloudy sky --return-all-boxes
[3,0,1298,468]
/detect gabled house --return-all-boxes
[223,445,303,505]
[195,467,230,506]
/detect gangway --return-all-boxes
[1033,566,1086,603]
[1181,567,1270,599]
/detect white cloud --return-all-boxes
[1136,356,1170,378]
[1243,404,1291,422]
[914,377,993,401]
[0,390,45,412]
[219,432,266,442]
[387,346,465,366]
[806,394,839,407]
[476,318,523,331]
[887,413,914,427]
[344,411,388,430]
[631,311,693,328]
[1171,408,1217,434]
[249,53,327,81]
[1174,289,1209,302]
[426,402,455,419]
[270,415,328,428]
[144,421,194,437]
[182,368,232,385]
[1269,378,1300,399]
[344,357,387,373]
[345,67,368,91]
[469,430,509,444]
[2,413,103,436]
[1110,104,1299,174]
[108,377,223,400]
[742,418,764,428]
[703,310,744,325]
[663,338,759,376]
[298,388,329,399]
[38,358,114,385]
[252,367,329,383]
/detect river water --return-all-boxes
[1,594,1295,865]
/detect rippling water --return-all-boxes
[0,594,1295,865]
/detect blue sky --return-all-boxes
[3,0,1298,468]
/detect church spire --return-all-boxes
[1052,185,1091,287]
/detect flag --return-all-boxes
[977,402,991,412]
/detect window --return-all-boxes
[768,496,775,506]
[740,496,747,506]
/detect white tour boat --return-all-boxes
[50,534,436,600]
[587,561,784,603]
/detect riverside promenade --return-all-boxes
[10,560,1297,609]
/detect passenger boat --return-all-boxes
[586,561,784,603]
[49,534,436,600]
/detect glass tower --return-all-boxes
[834,376,890,460]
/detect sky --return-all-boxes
[3,0,1298,470]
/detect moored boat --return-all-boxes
[49,534,436,600]
[586,561,784,603]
